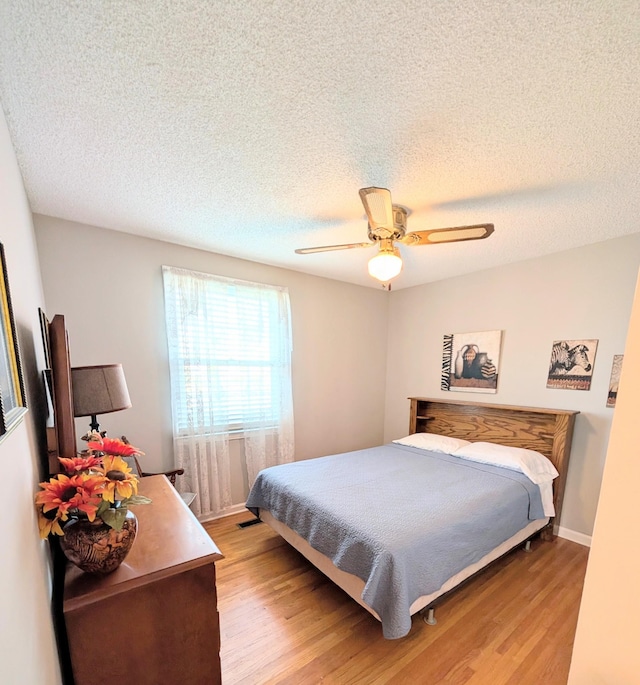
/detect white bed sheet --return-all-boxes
[540,480,555,517]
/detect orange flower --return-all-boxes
[98,455,139,503]
[58,455,103,474]
[38,510,66,538]
[35,437,151,538]
[35,473,104,538]
[88,436,144,457]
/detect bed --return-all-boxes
[245,398,578,639]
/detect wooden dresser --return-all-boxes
[63,475,223,684]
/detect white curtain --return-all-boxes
[243,285,295,486]
[162,266,294,519]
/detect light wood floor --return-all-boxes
[204,513,589,685]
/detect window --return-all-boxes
[162,266,293,437]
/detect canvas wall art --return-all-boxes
[606,355,623,408]
[546,339,598,390]
[0,243,27,439]
[441,330,502,394]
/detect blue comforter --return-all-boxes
[245,443,545,639]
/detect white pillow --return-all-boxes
[452,442,559,485]
[393,433,471,454]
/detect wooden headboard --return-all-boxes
[409,397,578,534]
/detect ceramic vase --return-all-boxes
[60,510,137,574]
[454,349,465,379]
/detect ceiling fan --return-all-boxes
[295,187,494,286]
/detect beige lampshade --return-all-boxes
[71,364,132,418]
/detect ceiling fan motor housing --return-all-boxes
[367,205,408,242]
[393,206,408,232]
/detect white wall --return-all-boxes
[35,215,389,503]
[35,213,640,535]
[568,271,640,684]
[384,235,640,537]
[0,109,61,683]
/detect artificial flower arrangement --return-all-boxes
[35,434,151,538]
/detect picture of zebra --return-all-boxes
[547,339,598,390]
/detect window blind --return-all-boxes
[162,267,292,435]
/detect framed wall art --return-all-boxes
[606,355,623,408]
[546,339,598,391]
[441,330,503,394]
[0,243,27,439]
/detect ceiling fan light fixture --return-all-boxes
[368,244,402,282]
[295,188,494,286]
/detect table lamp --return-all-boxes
[71,364,132,433]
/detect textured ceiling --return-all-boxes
[1,1,639,289]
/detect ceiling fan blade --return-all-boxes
[359,187,394,230]
[295,242,373,254]
[401,223,494,246]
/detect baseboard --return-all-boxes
[557,526,592,547]
[198,502,248,524]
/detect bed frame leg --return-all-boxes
[524,540,532,553]
[423,608,437,626]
